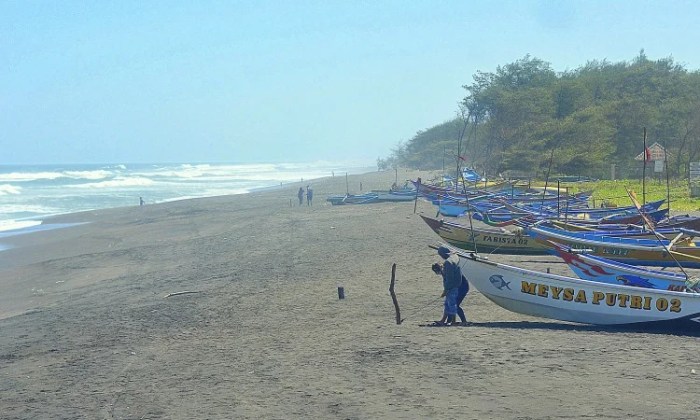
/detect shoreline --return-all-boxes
[0,166,377,245]
[0,168,427,320]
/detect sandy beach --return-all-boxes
[1,169,698,419]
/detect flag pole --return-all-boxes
[642,127,647,206]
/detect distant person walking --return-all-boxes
[139,196,145,206]
[306,186,313,206]
[297,187,304,206]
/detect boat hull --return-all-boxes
[455,249,700,331]
[549,243,699,292]
[420,215,548,255]
[528,225,700,268]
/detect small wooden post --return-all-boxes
[389,263,402,324]
[413,178,420,214]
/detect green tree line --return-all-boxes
[379,51,700,182]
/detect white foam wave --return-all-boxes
[142,163,280,180]
[0,170,112,182]
[0,184,21,195]
[0,220,42,232]
[62,170,113,180]
[69,177,156,189]
[0,204,58,214]
[136,162,355,184]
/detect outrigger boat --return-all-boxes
[526,224,700,268]
[449,245,700,331]
[419,215,548,255]
[326,191,416,205]
[546,241,700,292]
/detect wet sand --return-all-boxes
[1,169,698,419]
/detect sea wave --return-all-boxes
[0,161,374,229]
[141,163,281,179]
[136,162,359,184]
[0,204,59,214]
[0,219,43,233]
[0,170,113,182]
[0,184,21,195]
[68,177,156,189]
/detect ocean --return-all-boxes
[0,162,373,233]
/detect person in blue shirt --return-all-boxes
[432,246,462,325]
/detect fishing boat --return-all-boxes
[419,215,548,255]
[546,241,700,292]
[498,198,666,221]
[450,246,700,331]
[326,191,416,205]
[526,224,700,268]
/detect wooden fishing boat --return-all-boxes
[546,241,700,292]
[527,224,700,268]
[499,199,666,220]
[326,191,416,205]
[451,246,700,331]
[327,193,379,205]
[419,215,548,255]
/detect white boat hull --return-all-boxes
[455,249,700,331]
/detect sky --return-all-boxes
[2,0,700,165]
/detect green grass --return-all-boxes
[536,179,700,212]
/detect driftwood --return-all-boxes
[164,290,202,298]
[389,263,402,324]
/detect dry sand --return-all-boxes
[1,169,698,419]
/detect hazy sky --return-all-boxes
[3,0,700,165]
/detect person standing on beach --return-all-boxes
[306,186,313,206]
[431,246,462,326]
[297,187,304,206]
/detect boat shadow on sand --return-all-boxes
[467,320,700,337]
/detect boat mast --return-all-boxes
[665,144,670,216]
[456,112,469,193]
[541,149,555,210]
[642,127,647,206]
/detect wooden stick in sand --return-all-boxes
[389,263,402,324]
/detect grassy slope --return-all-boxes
[541,179,698,212]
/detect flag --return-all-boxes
[645,147,651,162]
